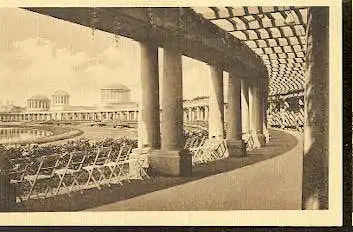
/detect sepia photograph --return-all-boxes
[0,2,342,226]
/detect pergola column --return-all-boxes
[249,77,265,148]
[226,74,245,157]
[205,106,209,121]
[241,78,250,140]
[188,108,192,122]
[208,66,225,140]
[150,48,191,177]
[262,70,270,143]
[302,7,329,210]
[201,107,205,121]
[137,43,161,149]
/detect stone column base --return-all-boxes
[250,132,266,148]
[227,139,247,157]
[148,150,192,177]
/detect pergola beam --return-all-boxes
[228,25,306,36]
[193,6,308,96]
[261,52,305,60]
[243,36,306,46]
[201,6,307,19]
[253,45,306,54]
[24,7,265,78]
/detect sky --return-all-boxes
[0,8,228,107]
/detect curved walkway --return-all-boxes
[87,129,303,211]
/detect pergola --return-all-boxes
[192,7,308,97]
[0,7,329,211]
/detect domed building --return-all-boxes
[50,90,70,111]
[27,95,50,111]
[100,83,131,105]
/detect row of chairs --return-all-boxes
[189,138,229,165]
[184,135,206,150]
[268,110,304,132]
[8,143,147,201]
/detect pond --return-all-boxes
[0,127,53,144]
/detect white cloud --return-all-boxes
[0,35,211,107]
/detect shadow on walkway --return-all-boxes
[19,129,299,212]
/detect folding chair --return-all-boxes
[95,144,122,186]
[245,135,255,151]
[133,153,150,180]
[201,140,222,162]
[210,140,228,160]
[22,153,62,200]
[188,137,198,149]
[127,151,150,180]
[66,151,97,193]
[102,144,132,185]
[81,146,112,190]
[191,139,213,165]
[184,137,193,149]
[53,151,86,196]
[189,136,206,154]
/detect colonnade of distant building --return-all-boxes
[0,109,139,122]
[0,104,214,123]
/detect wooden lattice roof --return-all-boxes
[192,6,309,96]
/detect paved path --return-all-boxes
[87,130,303,211]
